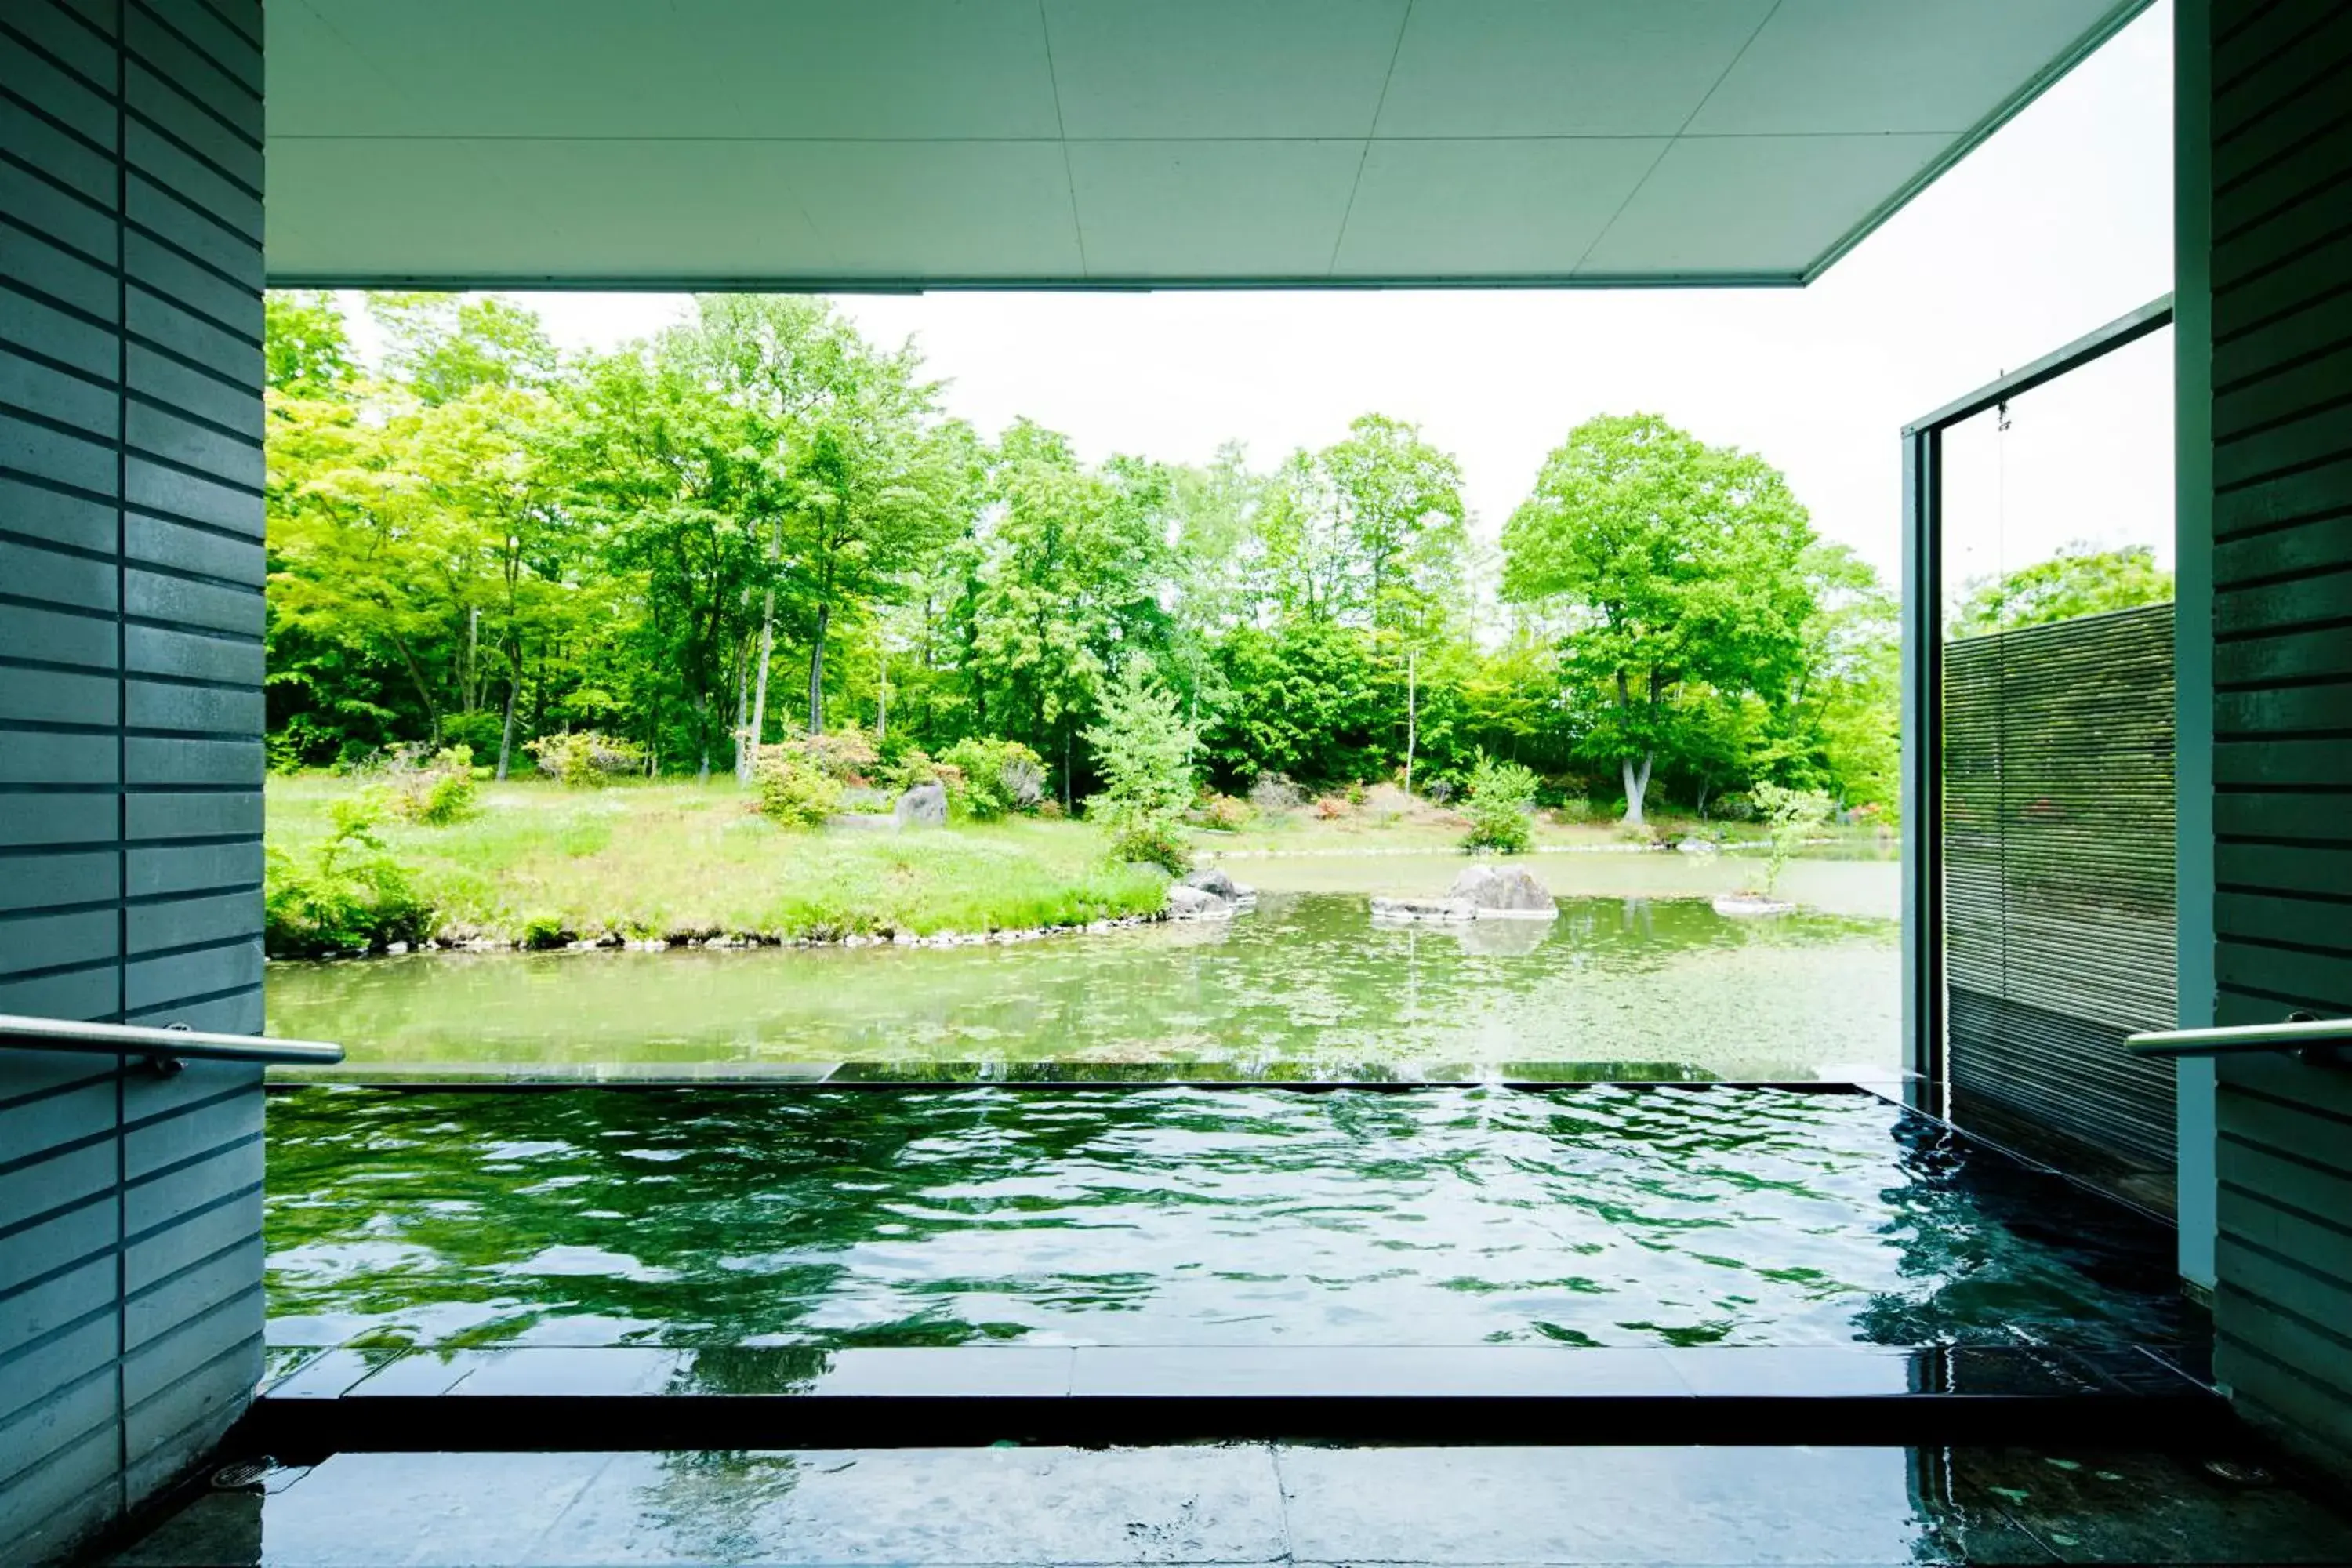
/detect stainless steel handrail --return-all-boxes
[2126,1016,2352,1062]
[0,1014,343,1067]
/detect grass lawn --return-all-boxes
[267,775,1169,946]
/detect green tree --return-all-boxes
[1084,660,1198,873]
[263,290,355,395]
[368,292,557,404]
[408,384,577,777]
[966,423,1172,799]
[1502,414,1817,826]
[1950,542,2172,637]
[1322,412,1468,633]
[267,383,460,746]
[563,338,780,777]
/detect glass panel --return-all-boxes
[1936,325,2178,1207]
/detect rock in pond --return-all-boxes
[1181,866,1256,903]
[1448,863,1559,918]
[1370,896,1476,924]
[1713,892,1796,918]
[894,779,949,826]
[1166,883,1237,920]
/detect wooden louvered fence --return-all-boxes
[1943,604,2178,1181]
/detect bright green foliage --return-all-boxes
[263,290,355,395]
[967,425,1175,797]
[756,753,843,828]
[1950,542,2173,637]
[939,736,1047,819]
[385,745,478,826]
[369,292,557,404]
[528,731,644,786]
[1083,662,1199,873]
[1502,415,1833,826]
[1202,619,1385,784]
[1461,751,1540,854]
[263,797,436,956]
[261,292,1897,820]
[1750,782,1835,897]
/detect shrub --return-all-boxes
[939,736,1047,819]
[755,751,842,827]
[1552,797,1599,826]
[1084,662,1199,873]
[439,710,506,760]
[1749,782,1835,897]
[798,727,880,784]
[1247,773,1304,816]
[385,744,477,826]
[1460,751,1540,854]
[1189,792,1254,832]
[528,731,644,786]
[263,797,435,956]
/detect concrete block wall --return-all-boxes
[0,2,267,1560]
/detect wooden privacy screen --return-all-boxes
[1943,604,2179,1178]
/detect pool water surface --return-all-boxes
[266,1083,2182,1354]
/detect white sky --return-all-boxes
[340,2,2173,593]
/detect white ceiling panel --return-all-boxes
[1044,0,1406,140]
[1375,0,1777,138]
[276,0,1062,140]
[1069,140,1364,280]
[1686,0,2130,135]
[263,0,2151,285]
[1335,139,1665,278]
[273,140,1083,282]
[713,142,1085,280]
[1577,134,1949,278]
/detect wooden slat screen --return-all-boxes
[1944,604,2179,1172]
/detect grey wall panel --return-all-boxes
[0,2,266,1558]
[2204,0,2352,1480]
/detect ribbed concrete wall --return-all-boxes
[2200,0,2352,1480]
[0,2,267,1561]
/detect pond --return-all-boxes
[266,852,1900,1082]
[263,1083,2181,1352]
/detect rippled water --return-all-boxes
[267,879,1899,1080]
[266,1083,2180,1352]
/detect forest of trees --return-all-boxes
[264,291,1909,822]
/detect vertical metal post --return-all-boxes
[1900,426,1946,1109]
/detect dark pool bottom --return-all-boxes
[264,1083,2184,1352]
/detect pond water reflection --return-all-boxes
[267,855,1898,1081]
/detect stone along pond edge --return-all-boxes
[280,867,1260,960]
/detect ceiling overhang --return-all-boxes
[265,0,2150,291]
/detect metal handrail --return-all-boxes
[0,1014,343,1067]
[2125,1016,2352,1062]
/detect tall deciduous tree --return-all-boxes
[1502,414,1817,826]
[1950,541,2172,637]
[966,423,1173,800]
[564,340,779,777]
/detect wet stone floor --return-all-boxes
[102,1443,2352,1566]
